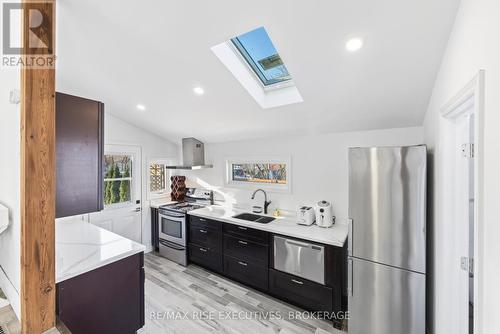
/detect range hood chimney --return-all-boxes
[166,138,213,170]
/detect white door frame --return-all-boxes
[439,70,485,334]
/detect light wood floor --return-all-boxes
[0,305,21,334]
[140,253,344,334]
[0,289,66,334]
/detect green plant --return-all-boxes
[104,163,115,205]
[119,164,131,202]
[110,164,121,203]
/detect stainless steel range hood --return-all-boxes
[166,138,213,170]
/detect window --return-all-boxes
[226,157,291,192]
[104,154,132,206]
[231,27,292,87]
[211,26,303,109]
[232,163,286,184]
[147,159,170,199]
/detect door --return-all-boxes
[453,113,474,333]
[348,146,426,273]
[89,145,142,243]
[348,257,425,334]
[440,96,476,334]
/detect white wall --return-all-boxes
[0,99,177,318]
[104,113,179,250]
[0,68,21,318]
[423,0,500,333]
[181,127,423,222]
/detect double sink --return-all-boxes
[232,213,275,224]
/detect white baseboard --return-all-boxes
[0,266,20,320]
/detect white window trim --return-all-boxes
[103,149,138,210]
[147,158,173,200]
[224,156,292,193]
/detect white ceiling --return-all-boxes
[56,0,460,143]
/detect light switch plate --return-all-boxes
[9,89,20,104]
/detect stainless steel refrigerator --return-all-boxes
[348,145,426,334]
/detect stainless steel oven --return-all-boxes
[158,210,186,246]
[155,188,214,266]
[158,209,187,266]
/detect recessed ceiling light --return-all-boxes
[193,86,205,95]
[345,37,363,52]
[136,104,146,111]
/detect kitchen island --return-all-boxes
[56,219,146,334]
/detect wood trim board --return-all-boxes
[20,0,57,332]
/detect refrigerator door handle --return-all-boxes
[347,258,353,296]
[348,218,353,256]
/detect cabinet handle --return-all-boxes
[238,226,247,230]
[238,261,248,266]
[199,247,207,252]
[199,229,207,234]
[199,218,207,222]
[238,240,248,245]
[291,279,304,285]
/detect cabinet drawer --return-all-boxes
[190,215,222,231]
[188,244,223,273]
[189,224,222,250]
[224,235,268,267]
[223,223,268,243]
[223,255,268,291]
[269,269,333,312]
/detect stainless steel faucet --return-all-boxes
[251,189,271,214]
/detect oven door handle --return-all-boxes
[159,214,185,222]
[159,239,185,251]
[158,211,185,218]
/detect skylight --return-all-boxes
[211,26,303,109]
[231,27,292,87]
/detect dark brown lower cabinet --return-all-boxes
[188,243,223,273]
[223,255,268,291]
[151,207,159,251]
[223,234,269,267]
[269,268,333,312]
[56,252,145,334]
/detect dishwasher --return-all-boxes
[273,235,325,284]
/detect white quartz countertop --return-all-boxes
[189,206,348,247]
[56,220,146,283]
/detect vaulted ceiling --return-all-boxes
[56,0,460,143]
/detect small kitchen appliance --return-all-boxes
[315,200,334,228]
[296,206,315,226]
